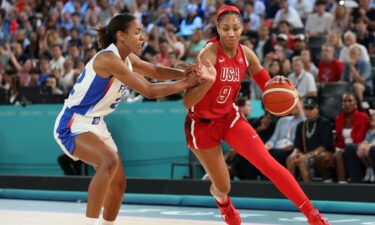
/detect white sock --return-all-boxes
[86,217,99,225]
[102,218,115,225]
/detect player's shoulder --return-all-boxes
[240,44,254,58]
[199,42,218,64]
[94,51,117,64]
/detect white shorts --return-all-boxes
[53,107,118,161]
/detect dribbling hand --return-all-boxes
[265,75,292,87]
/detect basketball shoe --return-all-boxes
[307,209,331,225]
[215,197,241,225]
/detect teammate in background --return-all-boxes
[53,14,210,225]
[183,6,330,225]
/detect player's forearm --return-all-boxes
[153,65,186,80]
[147,79,190,99]
[183,81,214,109]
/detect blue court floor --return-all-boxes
[0,199,374,225]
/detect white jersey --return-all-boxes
[53,43,130,159]
[64,43,130,117]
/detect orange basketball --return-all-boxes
[262,77,299,116]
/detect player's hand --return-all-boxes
[183,63,203,78]
[196,56,216,83]
[185,71,200,87]
[265,75,292,87]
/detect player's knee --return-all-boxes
[112,176,126,194]
[100,152,120,174]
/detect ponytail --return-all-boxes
[96,25,114,49]
[95,13,137,49]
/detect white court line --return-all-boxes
[0,209,279,225]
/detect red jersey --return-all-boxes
[191,38,248,119]
[318,59,344,83]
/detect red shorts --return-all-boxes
[184,104,245,149]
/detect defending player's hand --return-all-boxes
[183,63,203,79]
[185,70,200,87]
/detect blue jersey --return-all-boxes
[64,43,130,117]
[54,44,130,157]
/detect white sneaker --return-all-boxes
[363,168,373,182]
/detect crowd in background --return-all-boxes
[0,0,375,183]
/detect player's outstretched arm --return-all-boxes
[128,53,197,81]
[94,52,198,99]
[183,46,217,109]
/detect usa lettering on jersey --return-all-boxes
[220,67,240,82]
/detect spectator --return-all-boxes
[164,24,185,59]
[139,31,157,60]
[292,34,307,57]
[45,74,63,95]
[287,97,334,182]
[281,58,292,76]
[352,0,375,31]
[0,69,12,90]
[288,56,317,98]
[265,0,280,20]
[276,34,293,59]
[243,1,261,31]
[301,49,318,78]
[178,3,202,38]
[254,24,273,63]
[273,0,304,28]
[267,59,283,78]
[327,31,343,59]
[345,112,375,183]
[331,4,350,34]
[0,46,10,73]
[59,58,75,93]
[28,69,40,87]
[318,44,344,83]
[355,17,375,52]
[334,92,369,183]
[80,32,94,59]
[305,0,333,37]
[38,57,52,86]
[273,44,288,62]
[265,101,305,167]
[290,0,313,22]
[8,75,24,105]
[50,44,65,73]
[18,59,33,87]
[341,44,373,101]
[253,0,266,18]
[339,31,370,63]
[276,20,296,51]
[184,29,206,64]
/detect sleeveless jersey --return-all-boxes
[62,43,130,118]
[191,38,248,119]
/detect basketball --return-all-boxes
[262,76,299,116]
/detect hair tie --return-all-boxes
[105,26,109,35]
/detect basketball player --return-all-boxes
[53,14,212,225]
[183,6,330,225]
